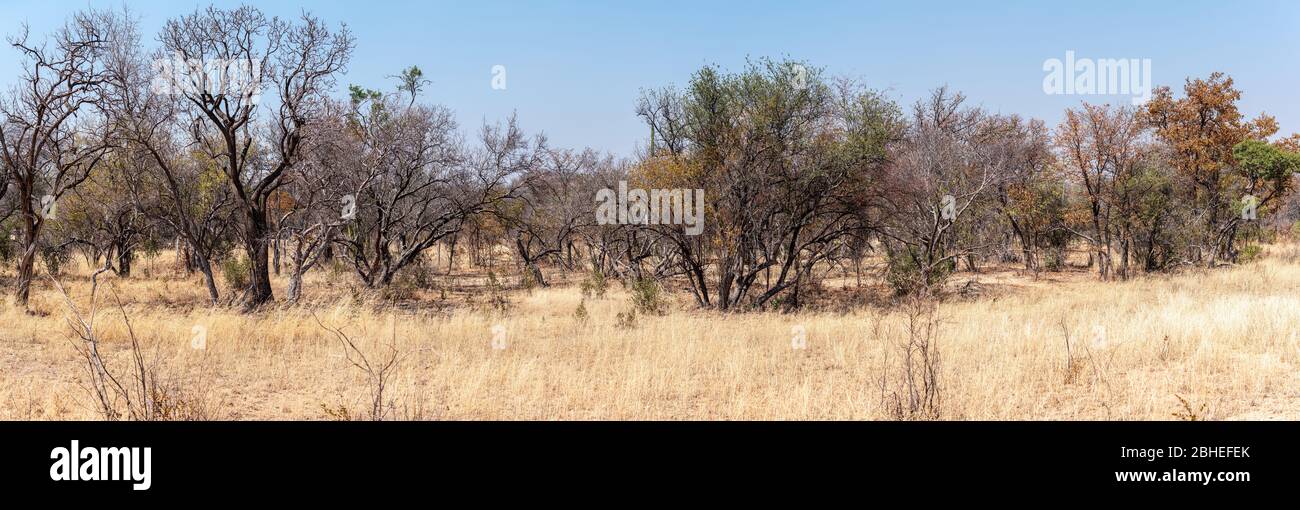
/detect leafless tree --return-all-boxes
[502,147,601,286]
[0,9,117,308]
[876,87,995,293]
[158,5,353,309]
[278,100,361,302]
[102,11,234,303]
[338,96,535,286]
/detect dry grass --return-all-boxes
[2,246,1299,420]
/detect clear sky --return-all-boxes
[2,0,1298,156]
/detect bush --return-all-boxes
[885,252,953,296]
[1238,244,1263,263]
[41,246,70,276]
[579,269,608,298]
[573,300,589,324]
[408,259,435,288]
[1043,249,1064,272]
[382,261,433,301]
[221,256,250,290]
[382,274,420,302]
[629,277,665,315]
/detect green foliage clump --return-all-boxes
[1238,244,1263,263]
[579,269,608,299]
[629,277,665,315]
[221,256,250,291]
[885,251,953,296]
[41,246,70,276]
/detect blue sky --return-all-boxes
[2,0,1298,155]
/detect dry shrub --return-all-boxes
[881,292,943,420]
[53,270,216,421]
[313,313,413,421]
[579,269,608,299]
[629,277,665,315]
[1173,394,1209,421]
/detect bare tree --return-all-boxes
[278,100,361,302]
[338,92,535,286]
[0,9,117,308]
[502,147,600,286]
[158,5,353,308]
[102,11,233,304]
[876,87,993,293]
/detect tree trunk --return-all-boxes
[527,261,547,287]
[242,211,275,309]
[445,234,458,275]
[246,239,274,308]
[286,270,304,303]
[14,243,37,308]
[196,256,220,305]
[13,213,39,308]
[116,245,133,278]
[272,236,282,276]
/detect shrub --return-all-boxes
[54,273,218,421]
[1042,248,1064,272]
[221,256,250,290]
[1238,244,1263,263]
[41,246,70,276]
[629,277,665,315]
[573,300,589,324]
[382,274,420,301]
[885,252,953,296]
[579,269,608,298]
[408,259,435,287]
[881,296,943,420]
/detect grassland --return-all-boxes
[2,245,1299,420]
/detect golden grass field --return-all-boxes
[2,245,1299,421]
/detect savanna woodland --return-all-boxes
[3,6,1300,421]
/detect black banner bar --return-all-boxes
[0,421,1290,500]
